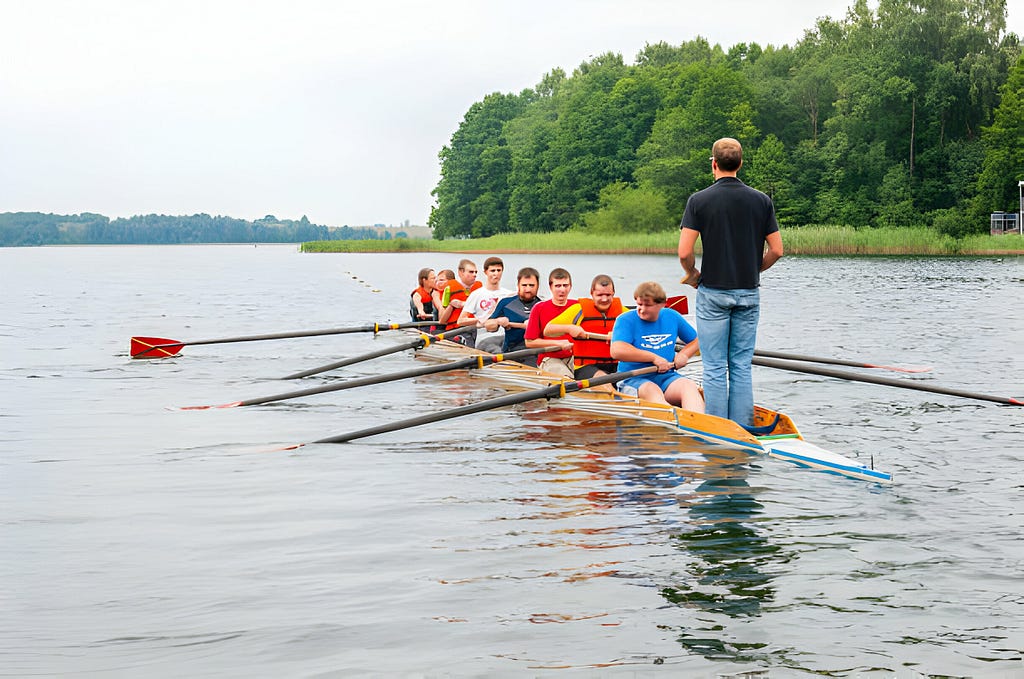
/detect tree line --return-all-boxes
[0,212,400,247]
[429,0,1022,240]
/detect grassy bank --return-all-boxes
[301,226,1024,256]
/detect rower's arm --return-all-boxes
[411,293,427,317]
[674,338,700,367]
[526,336,572,349]
[456,312,479,327]
[436,302,454,324]
[544,322,584,339]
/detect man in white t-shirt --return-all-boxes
[457,256,514,352]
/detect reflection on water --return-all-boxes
[519,408,751,511]
[514,408,780,661]
[665,477,779,661]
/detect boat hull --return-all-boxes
[414,338,892,484]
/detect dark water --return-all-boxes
[2,244,1022,677]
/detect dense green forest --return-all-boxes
[0,212,399,247]
[430,0,1022,240]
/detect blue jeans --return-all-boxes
[696,286,760,425]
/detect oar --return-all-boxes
[281,327,474,379]
[130,321,439,359]
[624,295,689,313]
[753,357,1023,406]
[308,365,660,444]
[666,295,689,314]
[755,349,931,374]
[177,346,559,409]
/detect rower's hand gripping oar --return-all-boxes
[176,346,560,410]
[284,366,660,447]
[130,321,439,359]
[753,357,1023,406]
[281,327,475,380]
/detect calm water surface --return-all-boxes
[1,245,1022,677]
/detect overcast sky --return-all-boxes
[1,0,1019,227]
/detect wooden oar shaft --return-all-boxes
[160,321,437,348]
[754,349,930,373]
[281,327,473,380]
[753,357,1023,406]
[131,321,438,358]
[231,346,557,407]
[315,365,658,444]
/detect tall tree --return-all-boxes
[429,91,532,238]
[975,52,1024,220]
[634,64,758,216]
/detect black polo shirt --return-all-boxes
[680,177,778,290]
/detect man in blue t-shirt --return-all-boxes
[610,281,703,411]
[484,267,541,355]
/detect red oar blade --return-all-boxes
[666,295,689,314]
[168,401,244,411]
[631,296,689,313]
[862,363,932,374]
[131,336,184,359]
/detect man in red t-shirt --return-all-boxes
[524,268,576,378]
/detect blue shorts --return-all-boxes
[618,371,681,396]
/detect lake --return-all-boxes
[2,244,1022,677]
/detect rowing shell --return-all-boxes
[413,337,892,484]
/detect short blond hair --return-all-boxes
[632,281,666,304]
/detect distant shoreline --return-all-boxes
[301,227,1024,257]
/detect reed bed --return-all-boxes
[302,230,681,254]
[301,227,1024,256]
[780,226,957,255]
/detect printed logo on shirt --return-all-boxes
[640,333,674,350]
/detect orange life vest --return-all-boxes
[443,279,482,330]
[572,297,623,367]
[409,285,435,321]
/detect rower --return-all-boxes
[484,267,541,356]
[610,281,703,411]
[437,259,482,345]
[432,268,454,324]
[524,268,577,379]
[542,274,623,389]
[409,267,436,322]
[455,256,514,352]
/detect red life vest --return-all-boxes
[572,297,624,367]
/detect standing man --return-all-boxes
[524,268,576,378]
[458,256,514,351]
[543,274,623,381]
[610,281,703,411]
[485,267,541,355]
[678,137,784,425]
